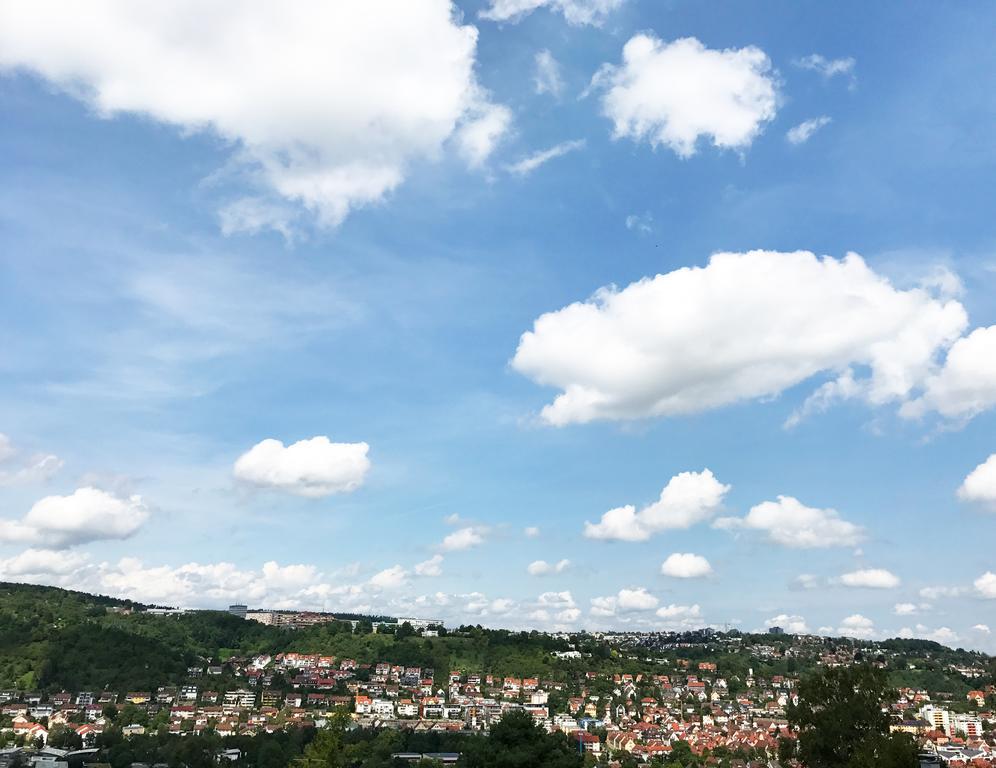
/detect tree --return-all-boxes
[395,622,416,641]
[787,665,917,768]
[293,713,350,768]
[47,724,83,750]
[462,710,583,768]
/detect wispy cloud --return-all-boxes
[787,116,832,145]
[506,140,586,176]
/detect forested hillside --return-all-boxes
[0,581,991,697]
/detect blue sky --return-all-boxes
[1,0,995,649]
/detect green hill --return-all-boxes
[0,581,991,698]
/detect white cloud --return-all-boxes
[837,613,878,640]
[524,526,540,538]
[792,573,822,590]
[902,326,996,422]
[0,434,63,487]
[839,568,901,589]
[414,555,444,577]
[584,469,729,541]
[786,116,831,145]
[368,565,408,591]
[958,454,996,509]
[590,586,658,616]
[625,213,653,234]
[919,585,966,601]
[837,613,876,639]
[233,436,370,497]
[0,1,509,230]
[592,35,778,158]
[218,197,297,242]
[0,548,90,577]
[660,552,712,579]
[537,590,576,608]
[975,572,996,599]
[973,624,991,634]
[489,598,515,614]
[897,624,960,645]
[456,103,513,168]
[480,0,624,26]
[505,139,585,176]
[766,614,809,633]
[0,487,149,549]
[534,49,563,97]
[657,603,701,619]
[527,558,570,576]
[795,54,856,81]
[894,602,920,616]
[440,526,486,551]
[714,495,863,548]
[511,250,967,426]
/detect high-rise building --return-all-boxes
[228,603,248,619]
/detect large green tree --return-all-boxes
[787,665,917,768]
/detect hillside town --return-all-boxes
[1,610,993,768]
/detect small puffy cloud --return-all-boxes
[480,0,624,26]
[0,2,509,230]
[527,559,570,576]
[897,624,959,645]
[660,552,712,579]
[715,495,863,549]
[414,555,443,577]
[0,487,149,549]
[368,565,408,590]
[795,54,856,81]
[973,624,991,634]
[489,598,515,614]
[592,35,778,158]
[556,607,581,623]
[590,587,658,616]
[528,593,580,626]
[584,470,729,541]
[657,603,701,619]
[260,561,319,590]
[975,572,996,599]
[957,453,996,509]
[511,250,967,426]
[505,139,585,176]
[0,434,63,487]
[838,613,876,639]
[786,116,831,145]
[440,526,486,551]
[234,436,370,497]
[534,49,563,97]
[524,526,540,538]
[537,590,576,608]
[919,585,966,601]
[839,568,901,589]
[617,587,658,611]
[792,573,823,590]
[456,103,513,168]
[901,325,996,422]
[766,614,808,634]
[894,602,919,616]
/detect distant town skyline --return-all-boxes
[0,1,995,652]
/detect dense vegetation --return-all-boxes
[68,709,586,768]
[787,665,918,768]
